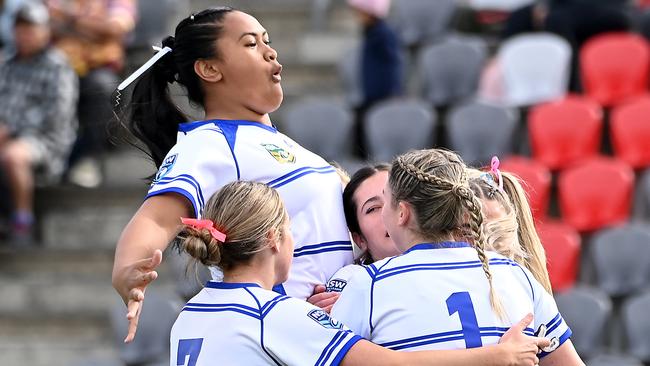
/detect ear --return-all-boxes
[266,229,280,253]
[397,201,411,227]
[194,59,222,83]
[351,232,368,252]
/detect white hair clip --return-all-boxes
[117,46,172,91]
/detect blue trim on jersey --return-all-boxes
[515,264,535,302]
[215,121,241,180]
[185,301,259,313]
[293,240,353,258]
[244,287,283,366]
[404,242,472,253]
[154,174,205,209]
[260,295,291,318]
[369,256,399,333]
[267,166,337,189]
[181,305,261,319]
[374,258,518,282]
[178,119,278,134]
[315,331,355,366]
[330,335,363,366]
[272,284,287,295]
[539,328,573,358]
[379,326,536,351]
[205,281,261,290]
[145,187,200,218]
[546,313,563,334]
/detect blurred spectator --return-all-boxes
[47,0,136,187]
[0,1,78,243]
[348,0,403,157]
[502,0,631,90]
[0,0,29,57]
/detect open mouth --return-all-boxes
[271,64,282,83]
[385,232,390,238]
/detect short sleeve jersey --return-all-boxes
[325,264,367,293]
[147,120,354,299]
[331,242,572,358]
[170,281,362,365]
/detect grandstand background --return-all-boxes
[1,0,650,365]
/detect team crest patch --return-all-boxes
[262,143,295,164]
[308,309,343,330]
[326,278,348,293]
[152,153,178,184]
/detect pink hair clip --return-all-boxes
[490,156,503,191]
[181,217,227,242]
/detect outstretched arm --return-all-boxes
[112,193,192,342]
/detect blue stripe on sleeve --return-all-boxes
[293,241,353,258]
[330,335,362,366]
[539,328,573,358]
[316,332,348,366]
[154,174,205,209]
[146,187,200,218]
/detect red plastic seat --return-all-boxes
[528,96,603,170]
[500,156,552,219]
[558,157,634,232]
[610,95,650,169]
[580,32,650,107]
[536,220,581,292]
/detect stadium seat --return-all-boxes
[588,354,644,366]
[498,33,572,107]
[500,156,552,219]
[528,96,603,170]
[110,289,183,365]
[337,46,363,108]
[446,100,517,166]
[282,99,354,162]
[168,250,212,301]
[364,99,437,162]
[536,221,581,292]
[610,94,650,169]
[418,35,488,107]
[554,286,612,356]
[590,225,650,297]
[623,291,650,362]
[558,157,634,232]
[389,0,456,47]
[634,169,650,218]
[580,32,650,107]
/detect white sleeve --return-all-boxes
[326,265,366,293]
[146,130,238,218]
[330,268,373,339]
[265,298,362,366]
[518,267,573,358]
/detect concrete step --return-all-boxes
[0,317,118,366]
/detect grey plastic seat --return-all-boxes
[588,354,643,366]
[338,46,363,108]
[418,35,488,107]
[590,224,650,297]
[554,286,612,356]
[446,100,517,167]
[623,291,650,362]
[169,249,211,301]
[390,0,456,47]
[364,99,436,162]
[110,289,183,366]
[633,168,650,219]
[282,99,354,162]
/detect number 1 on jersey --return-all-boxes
[446,292,482,348]
[177,338,203,366]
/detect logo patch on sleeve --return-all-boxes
[152,153,178,184]
[308,309,343,329]
[326,278,348,293]
[261,143,295,164]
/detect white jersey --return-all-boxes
[326,264,366,293]
[331,242,572,358]
[170,281,362,366]
[147,120,353,299]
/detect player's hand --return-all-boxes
[119,249,162,343]
[499,314,551,366]
[307,285,340,314]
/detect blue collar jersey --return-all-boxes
[170,281,362,366]
[331,242,571,358]
[147,120,353,299]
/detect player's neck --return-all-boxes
[203,98,272,126]
[222,258,276,291]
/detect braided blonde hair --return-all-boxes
[389,149,506,319]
